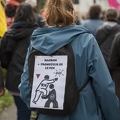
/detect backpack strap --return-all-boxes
[78,77,99,115]
[59,43,74,62]
[65,43,90,93]
[78,80,89,92]
[89,77,99,115]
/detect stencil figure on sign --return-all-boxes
[54,69,64,77]
[32,75,58,104]
[42,84,58,108]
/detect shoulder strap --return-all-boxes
[78,80,89,92]
[89,77,99,115]
[78,77,99,114]
[54,43,74,61]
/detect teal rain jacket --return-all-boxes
[19,25,120,120]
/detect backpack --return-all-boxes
[28,43,89,115]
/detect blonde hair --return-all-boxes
[44,0,75,27]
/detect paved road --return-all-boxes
[0,103,37,120]
[0,103,17,120]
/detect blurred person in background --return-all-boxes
[41,8,45,19]
[82,4,104,36]
[19,0,120,120]
[109,32,120,100]
[0,0,6,97]
[100,10,106,21]
[25,0,46,28]
[0,3,39,120]
[75,11,81,25]
[117,12,120,24]
[96,8,120,68]
[5,0,24,28]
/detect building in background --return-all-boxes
[73,0,109,16]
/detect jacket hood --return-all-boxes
[6,22,38,40]
[100,21,118,32]
[31,25,89,55]
[6,28,34,40]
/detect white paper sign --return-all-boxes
[30,55,67,110]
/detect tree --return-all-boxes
[36,0,47,12]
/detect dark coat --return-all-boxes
[109,32,120,100]
[0,21,39,93]
[0,67,4,90]
[36,13,45,28]
[96,21,120,67]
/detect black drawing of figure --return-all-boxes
[42,84,58,108]
[32,75,58,104]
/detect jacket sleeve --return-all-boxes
[0,31,18,69]
[88,35,120,120]
[0,67,4,90]
[0,33,12,69]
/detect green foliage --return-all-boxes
[0,90,14,112]
[37,0,47,12]
[1,68,7,79]
[0,68,13,113]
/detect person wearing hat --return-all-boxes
[5,0,24,28]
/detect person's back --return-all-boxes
[96,8,120,67]
[82,4,104,36]
[109,32,120,100]
[0,3,39,120]
[83,19,103,36]
[19,0,120,120]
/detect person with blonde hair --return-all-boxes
[19,0,120,120]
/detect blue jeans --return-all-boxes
[13,95,31,120]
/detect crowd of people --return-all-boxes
[0,0,120,120]
[0,0,45,120]
[82,4,120,102]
